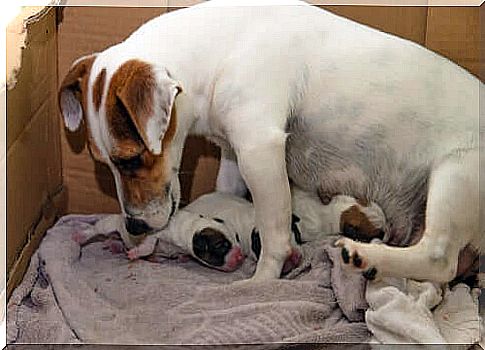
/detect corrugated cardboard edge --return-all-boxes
[6,3,61,90]
[4,3,64,313]
[6,186,66,301]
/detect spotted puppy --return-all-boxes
[74,188,387,272]
[73,206,245,272]
[59,0,481,282]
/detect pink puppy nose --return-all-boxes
[223,246,245,271]
[233,246,244,263]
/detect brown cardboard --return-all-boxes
[7,8,58,151]
[6,7,63,292]
[323,6,428,44]
[6,187,66,299]
[425,7,481,79]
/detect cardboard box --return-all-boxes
[4,0,482,313]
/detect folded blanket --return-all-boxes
[7,214,370,346]
[366,276,482,346]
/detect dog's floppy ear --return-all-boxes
[58,54,97,132]
[115,61,182,155]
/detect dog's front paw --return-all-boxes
[334,238,378,280]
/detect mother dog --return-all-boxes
[59,0,481,282]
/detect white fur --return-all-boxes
[71,0,481,282]
[216,155,248,197]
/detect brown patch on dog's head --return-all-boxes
[112,108,178,209]
[106,59,181,156]
[107,60,156,146]
[103,59,181,210]
[340,205,384,242]
[92,68,106,112]
[58,54,97,132]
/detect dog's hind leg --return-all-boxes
[336,149,479,283]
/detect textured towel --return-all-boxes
[7,214,370,346]
[365,276,482,347]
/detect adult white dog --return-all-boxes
[59,0,482,282]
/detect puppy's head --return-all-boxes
[190,216,245,272]
[339,199,386,242]
[59,53,183,235]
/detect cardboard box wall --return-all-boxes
[6,3,482,298]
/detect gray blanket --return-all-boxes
[7,215,370,347]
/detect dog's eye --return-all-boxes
[111,154,143,172]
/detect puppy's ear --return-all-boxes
[116,61,182,155]
[58,54,97,132]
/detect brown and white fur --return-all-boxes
[59,0,481,283]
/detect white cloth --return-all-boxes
[366,276,481,346]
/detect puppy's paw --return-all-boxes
[103,239,125,254]
[126,248,140,261]
[335,238,378,280]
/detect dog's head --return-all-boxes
[59,53,183,235]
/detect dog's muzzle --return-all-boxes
[125,217,153,236]
[125,193,178,236]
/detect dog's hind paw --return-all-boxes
[362,267,378,280]
[335,238,378,280]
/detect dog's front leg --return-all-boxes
[216,148,248,197]
[235,131,295,280]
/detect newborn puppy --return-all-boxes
[73,189,387,272]
[248,187,386,258]
[291,187,386,243]
[73,195,246,272]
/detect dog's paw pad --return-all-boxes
[341,247,350,264]
[363,267,378,280]
[352,252,363,268]
[336,238,369,271]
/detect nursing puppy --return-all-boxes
[73,204,246,272]
[74,189,387,272]
[59,0,481,282]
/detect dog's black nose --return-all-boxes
[125,217,151,236]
